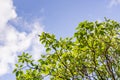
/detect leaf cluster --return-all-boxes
[13,19,120,80]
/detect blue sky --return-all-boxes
[0,0,120,80]
[14,0,120,37]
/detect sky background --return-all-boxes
[0,0,120,80]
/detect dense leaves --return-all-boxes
[13,19,120,80]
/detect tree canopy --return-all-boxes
[13,19,120,80]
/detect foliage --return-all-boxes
[13,19,120,80]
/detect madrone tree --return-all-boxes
[13,19,120,80]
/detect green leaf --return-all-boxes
[46,48,51,52]
[16,71,19,77]
[15,64,18,67]
[13,69,17,73]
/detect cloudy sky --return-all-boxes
[0,0,120,80]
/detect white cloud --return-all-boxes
[109,0,120,7]
[0,0,44,76]
[0,0,16,30]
